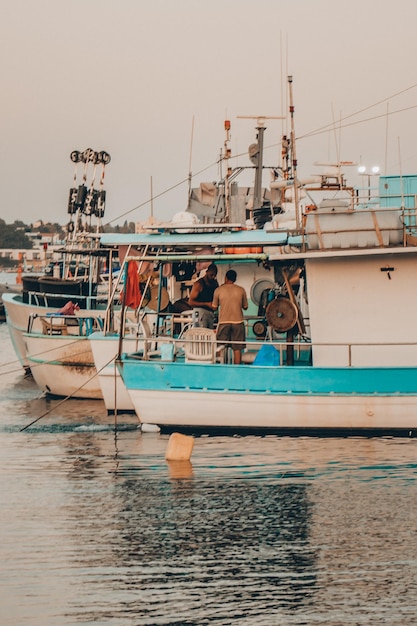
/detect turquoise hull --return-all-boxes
[119,358,417,396]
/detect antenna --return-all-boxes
[287,75,301,229]
[187,116,195,201]
[237,115,285,212]
[150,176,154,223]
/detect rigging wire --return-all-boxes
[299,103,417,141]
[300,82,417,140]
[104,82,417,225]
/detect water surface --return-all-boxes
[1,323,417,625]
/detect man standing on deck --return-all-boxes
[212,269,248,364]
[188,263,219,328]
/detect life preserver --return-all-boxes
[67,221,75,233]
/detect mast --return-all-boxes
[187,116,195,209]
[253,121,265,212]
[288,76,300,229]
[223,119,232,221]
[238,115,284,218]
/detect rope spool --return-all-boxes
[253,320,267,338]
[266,297,298,332]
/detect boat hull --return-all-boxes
[3,292,106,371]
[118,360,417,434]
[89,332,137,412]
[24,333,102,399]
[3,293,52,369]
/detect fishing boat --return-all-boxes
[104,77,417,436]
[89,112,287,414]
[89,311,152,412]
[23,307,105,399]
[2,148,117,377]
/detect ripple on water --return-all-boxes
[1,325,417,624]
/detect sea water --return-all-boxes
[1,322,417,625]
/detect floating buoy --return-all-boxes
[165,432,194,461]
[141,423,160,433]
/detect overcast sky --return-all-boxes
[1,0,417,226]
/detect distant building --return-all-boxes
[0,227,66,270]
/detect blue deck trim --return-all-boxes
[118,359,417,396]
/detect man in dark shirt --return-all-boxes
[188,263,219,328]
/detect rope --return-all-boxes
[19,354,119,432]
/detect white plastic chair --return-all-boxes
[183,327,221,363]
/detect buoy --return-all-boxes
[165,432,194,461]
[141,423,160,433]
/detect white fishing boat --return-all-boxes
[89,314,153,413]
[23,310,105,399]
[104,77,417,436]
[2,148,116,374]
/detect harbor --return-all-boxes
[4,0,417,623]
[5,98,417,435]
[1,320,417,625]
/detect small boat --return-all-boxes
[104,77,417,436]
[23,310,105,399]
[89,314,152,413]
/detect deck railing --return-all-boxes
[127,332,417,368]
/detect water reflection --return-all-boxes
[167,460,194,480]
[53,433,417,624]
[63,447,318,623]
[2,324,417,626]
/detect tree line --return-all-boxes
[0,219,136,249]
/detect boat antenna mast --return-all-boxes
[287,75,301,230]
[221,119,232,221]
[237,114,284,218]
[187,116,195,209]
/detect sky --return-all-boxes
[2,0,417,227]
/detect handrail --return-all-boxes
[123,332,417,367]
